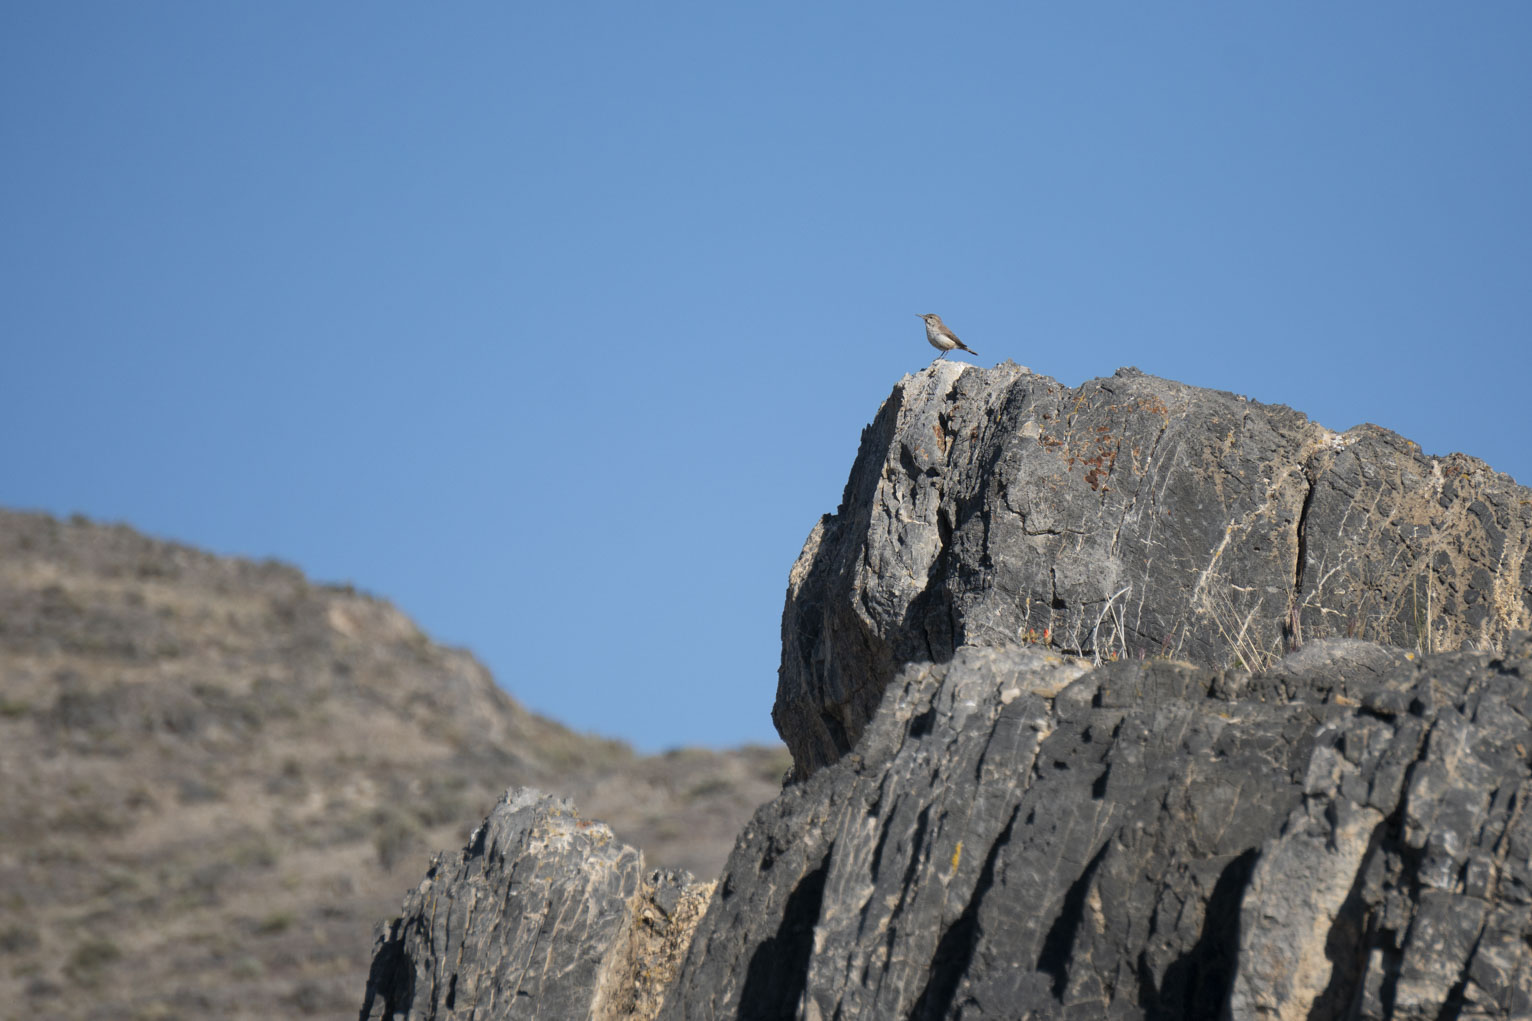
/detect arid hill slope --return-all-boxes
[0,509,786,1021]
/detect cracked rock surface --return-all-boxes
[663,639,1532,1020]
[358,365,1532,1019]
[361,789,714,1021]
[777,363,1532,776]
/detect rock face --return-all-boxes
[663,639,1532,1019]
[776,364,1532,776]
[362,789,713,1021]
[360,364,1532,1019]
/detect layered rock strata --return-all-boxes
[664,640,1532,1019]
[370,640,1532,1019]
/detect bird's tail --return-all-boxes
[959,342,978,355]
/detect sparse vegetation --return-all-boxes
[1205,586,1281,674]
[255,910,295,935]
[0,508,784,1019]
[0,923,39,955]
[53,803,127,835]
[231,955,265,980]
[230,836,281,869]
[177,776,225,804]
[373,808,425,871]
[64,937,121,985]
[685,777,734,800]
[94,868,142,899]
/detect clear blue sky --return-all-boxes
[3,4,1529,751]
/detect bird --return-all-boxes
[916,313,977,360]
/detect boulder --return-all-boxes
[361,788,713,1021]
[777,364,1532,776]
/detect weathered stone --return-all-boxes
[660,638,1532,1019]
[777,364,1532,777]
[361,789,713,1021]
[356,368,1532,1019]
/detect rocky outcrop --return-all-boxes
[777,364,1532,776]
[361,789,713,1021]
[371,639,1532,1019]
[358,365,1532,1018]
[663,638,1532,1019]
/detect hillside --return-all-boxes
[0,510,786,1020]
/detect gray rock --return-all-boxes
[777,363,1532,777]
[358,367,1532,1020]
[661,638,1532,1019]
[361,789,713,1021]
